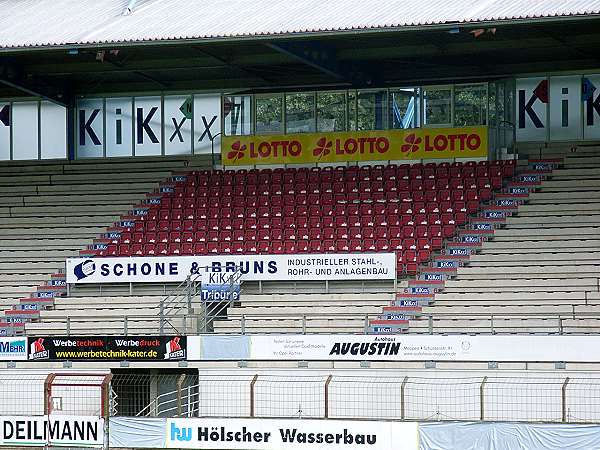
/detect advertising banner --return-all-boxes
[188,334,600,362]
[165,417,418,450]
[0,337,27,361]
[201,270,241,302]
[0,415,104,447]
[66,254,396,284]
[28,336,186,362]
[222,126,487,165]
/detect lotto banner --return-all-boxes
[28,336,186,361]
[222,126,487,166]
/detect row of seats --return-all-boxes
[163,179,499,196]
[123,217,465,235]
[141,201,473,217]
[182,161,515,186]
[114,224,453,244]
[140,195,488,216]
[100,241,433,265]
[133,203,480,222]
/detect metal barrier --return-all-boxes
[130,374,600,423]
[24,311,600,335]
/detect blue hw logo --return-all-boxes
[171,423,192,442]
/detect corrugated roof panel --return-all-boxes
[0,0,599,49]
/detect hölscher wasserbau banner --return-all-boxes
[66,254,396,284]
[28,336,186,362]
[165,417,418,450]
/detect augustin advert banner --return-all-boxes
[222,126,487,166]
[28,336,186,361]
[66,254,396,284]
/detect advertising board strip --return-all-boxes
[66,254,396,284]
[188,335,600,363]
[0,337,27,361]
[165,418,418,450]
[0,416,104,447]
[222,126,487,166]
[28,336,186,362]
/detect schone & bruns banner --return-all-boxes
[66,254,396,284]
[222,126,487,166]
[28,336,186,362]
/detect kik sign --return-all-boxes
[516,74,600,141]
[77,95,220,157]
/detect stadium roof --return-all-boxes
[0,0,600,49]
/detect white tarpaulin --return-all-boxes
[419,422,600,450]
[0,415,104,447]
[65,254,396,284]
[165,417,418,450]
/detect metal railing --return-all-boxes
[24,311,600,336]
[131,374,600,423]
[159,272,202,334]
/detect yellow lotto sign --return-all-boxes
[222,126,488,166]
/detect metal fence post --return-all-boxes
[250,375,258,417]
[187,276,192,313]
[324,375,333,418]
[562,377,570,422]
[428,315,433,334]
[302,315,307,334]
[66,316,70,336]
[159,300,165,335]
[490,314,495,334]
[480,376,488,421]
[123,316,128,335]
[241,314,246,334]
[176,373,187,417]
[558,315,563,335]
[401,376,408,420]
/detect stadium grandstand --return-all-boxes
[2,0,600,448]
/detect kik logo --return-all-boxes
[401,133,421,153]
[313,137,333,157]
[518,80,548,129]
[171,423,192,442]
[227,141,246,161]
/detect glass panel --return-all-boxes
[317,92,346,132]
[255,95,283,134]
[134,96,162,156]
[106,98,133,157]
[164,95,192,155]
[488,84,497,127]
[454,84,487,126]
[40,101,67,159]
[0,103,9,160]
[285,92,315,133]
[424,87,452,126]
[223,95,251,136]
[194,95,221,154]
[389,88,417,129]
[13,102,39,160]
[77,99,103,158]
[348,91,357,131]
[357,90,386,130]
